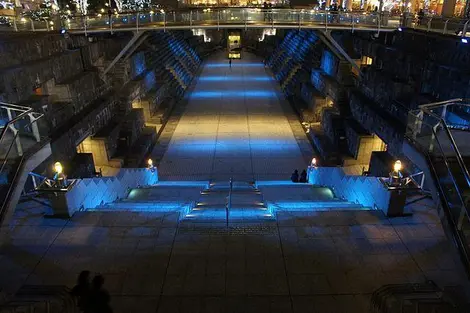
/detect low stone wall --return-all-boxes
[308,166,391,213]
[63,168,158,215]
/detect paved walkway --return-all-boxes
[2,197,469,312]
[153,52,312,182]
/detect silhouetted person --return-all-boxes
[107,9,112,25]
[300,170,307,183]
[417,9,424,25]
[229,58,232,67]
[291,169,299,183]
[88,275,111,313]
[71,270,91,311]
[268,3,273,21]
[263,1,268,20]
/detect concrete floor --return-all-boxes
[1,53,469,312]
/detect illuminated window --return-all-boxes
[361,56,373,66]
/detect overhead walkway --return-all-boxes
[5,9,401,34]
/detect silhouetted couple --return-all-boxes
[291,169,307,183]
[71,271,112,313]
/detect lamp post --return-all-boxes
[389,160,403,187]
[147,158,155,172]
[53,161,67,188]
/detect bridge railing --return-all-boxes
[0,9,402,33]
[403,15,470,37]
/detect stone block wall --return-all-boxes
[308,166,391,213]
[349,91,403,156]
[344,118,372,159]
[321,107,343,147]
[64,168,159,214]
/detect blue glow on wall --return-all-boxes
[144,71,156,91]
[311,71,322,91]
[320,50,337,77]
[132,52,146,78]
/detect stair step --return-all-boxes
[267,200,364,211]
[185,209,274,221]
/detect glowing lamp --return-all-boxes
[393,160,402,173]
[462,38,468,44]
[49,21,54,25]
[311,157,317,167]
[54,162,63,174]
[147,159,153,167]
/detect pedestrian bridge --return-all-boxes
[9,9,402,34]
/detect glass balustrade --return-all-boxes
[0,9,401,33]
[407,101,470,270]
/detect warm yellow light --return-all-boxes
[54,162,63,174]
[20,17,26,22]
[97,13,102,17]
[100,8,105,12]
[394,160,402,172]
[147,159,153,166]
[311,157,317,167]
[49,21,54,25]
[150,10,154,14]
[66,9,71,14]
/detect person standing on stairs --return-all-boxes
[300,170,307,183]
[291,170,299,183]
[229,58,232,68]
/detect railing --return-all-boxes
[407,15,470,37]
[0,285,78,313]
[406,99,470,275]
[0,9,401,33]
[226,177,233,227]
[0,102,49,225]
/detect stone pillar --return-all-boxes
[345,0,353,11]
[442,0,457,17]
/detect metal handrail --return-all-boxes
[0,104,33,144]
[418,100,470,189]
[226,177,233,227]
[0,113,47,225]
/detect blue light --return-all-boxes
[462,38,468,44]
[205,63,264,68]
[192,90,276,98]
[199,76,272,81]
[398,27,402,31]
[60,29,66,34]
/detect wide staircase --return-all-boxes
[182,181,274,223]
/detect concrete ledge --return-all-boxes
[308,166,391,214]
[59,168,159,216]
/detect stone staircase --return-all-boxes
[181,181,274,223]
[89,179,372,221]
[256,181,368,212]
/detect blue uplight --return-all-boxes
[462,38,468,44]
[205,63,264,68]
[192,90,276,98]
[199,76,272,81]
